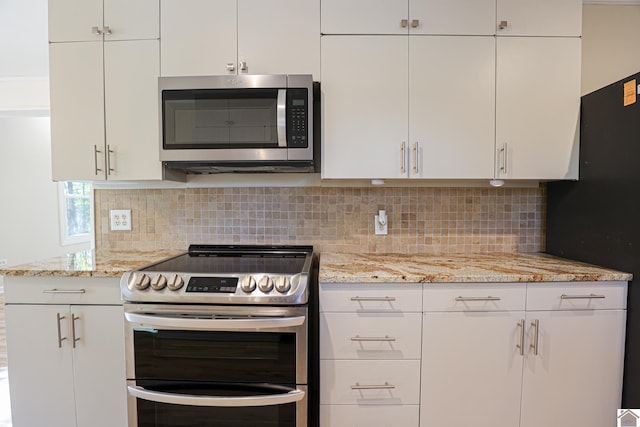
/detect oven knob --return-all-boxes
[240,276,256,293]
[151,274,167,290]
[275,276,291,293]
[167,274,184,291]
[133,273,150,290]
[258,276,274,293]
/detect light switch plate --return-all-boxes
[110,209,131,231]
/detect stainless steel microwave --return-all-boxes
[159,74,316,174]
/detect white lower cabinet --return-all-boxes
[320,281,627,427]
[4,277,127,427]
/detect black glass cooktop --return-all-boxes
[141,245,312,275]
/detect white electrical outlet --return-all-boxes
[110,209,132,231]
[375,210,388,235]
[0,259,7,267]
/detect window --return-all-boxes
[58,182,93,246]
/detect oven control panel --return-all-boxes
[122,271,308,305]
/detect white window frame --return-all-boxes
[58,182,94,246]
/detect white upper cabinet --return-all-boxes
[409,36,495,179]
[495,37,581,180]
[161,0,320,79]
[321,36,409,179]
[321,0,495,35]
[160,0,237,77]
[49,0,159,42]
[496,0,582,37]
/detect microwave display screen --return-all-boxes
[292,99,305,106]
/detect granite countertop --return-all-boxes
[319,252,633,284]
[0,249,183,278]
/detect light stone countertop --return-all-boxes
[0,249,183,278]
[319,252,633,284]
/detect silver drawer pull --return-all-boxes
[351,382,395,390]
[351,335,396,342]
[350,296,396,302]
[560,294,606,300]
[43,289,86,294]
[455,296,501,302]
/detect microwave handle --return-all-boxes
[128,385,305,407]
[277,89,287,147]
[125,312,305,331]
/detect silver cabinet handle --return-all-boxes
[351,382,395,390]
[351,335,396,342]
[107,145,114,175]
[239,60,248,72]
[455,296,501,302]
[226,63,235,72]
[129,385,304,407]
[56,313,67,348]
[350,296,396,302]
[412,142,419,174]
[530,319,539,356]
[43,289,86,294]
[400,141,406,174]
[499,143,508,175]
[91,26,102,36]
[94,145,103,175]
[103,26,112,35]
[560,294,606,300]
[400,19,408,28]
[517,319,524,356]
[411,19,420,28]
[498,20,508,30]
[71,313,80,348]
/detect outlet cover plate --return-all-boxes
[0,259,7,267]
[375,215,388,235]
[110,209,131,231]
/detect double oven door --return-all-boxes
[124,304,308,427]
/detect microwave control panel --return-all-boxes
[287,88,309,148]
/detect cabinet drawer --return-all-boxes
[320,312,421,360]
[3,276,122,305]
[320,283,422,312]
[526,281,627,311]
[320,360,420,405]
[423,283,526,312]
[320,404,419,427]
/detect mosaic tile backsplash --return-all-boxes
[95,186,545,254]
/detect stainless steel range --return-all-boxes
[120,245,317,427]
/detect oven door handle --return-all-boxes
[125,312,305,330]
[128,385,305,407]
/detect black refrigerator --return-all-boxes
[546,71,640,407]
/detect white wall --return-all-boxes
[582,4,640,95]
[0,0,48,77]
[0,118,88,267]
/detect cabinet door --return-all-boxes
[520,310,626,427]
[5,305,76,426]
[321,0,408,35]
[49,0,103,42]
[50,42,106,181]
[104,40,162,180]
[238,0,320,79]
[321,36,409,179]
[495,37,580,180]
[496,0,582,37]
[73,305,127,427]
[420,311,524,427]
[409,0,495,35]
[409,36,495,179]
[160,0,237,76]
[104,0,159,41]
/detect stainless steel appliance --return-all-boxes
[121,245,318,427]
[159,74,316,173]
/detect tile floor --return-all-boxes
[0,290,12,427]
